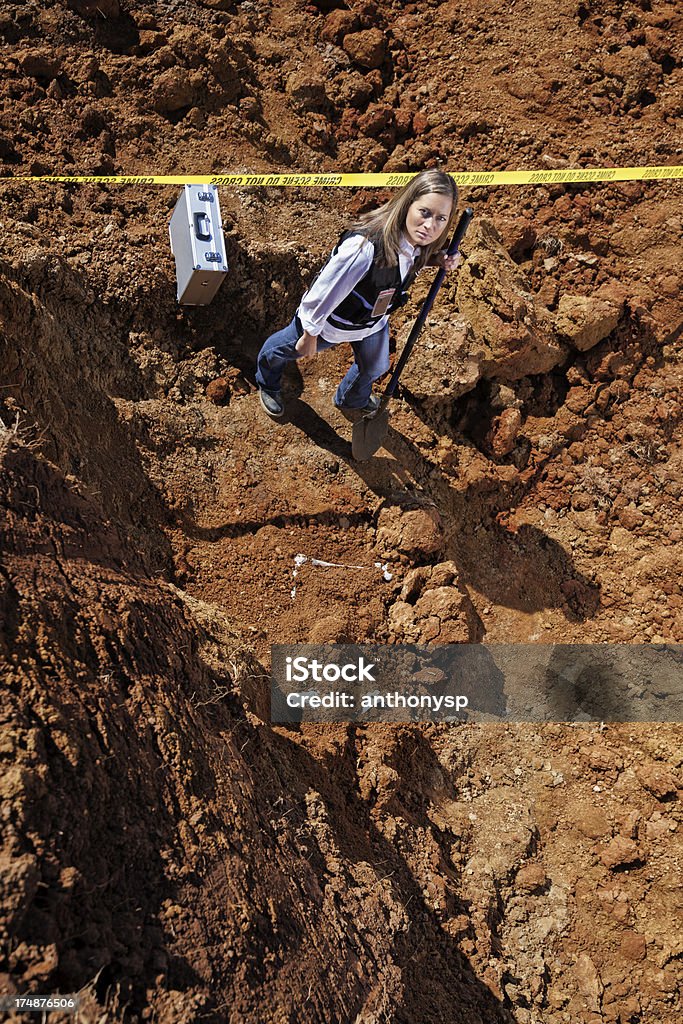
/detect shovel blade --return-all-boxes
[352,408,390,460]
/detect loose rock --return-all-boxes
[336,72,374,108]
[516,863,548,894]
[388,561,475,643]
[489,407,522,457]
[620,932,647,961]
[19,52,62,80]
[637,765,679,800]
[573,953,603,1012]
[343,29,386,69]
[205,378,230,405]
[598,835,644,870]
[376,501,445,562]
[320,10,359,45]
[286,70,329,113]
[554,294,623,352]
[151,68,195,113]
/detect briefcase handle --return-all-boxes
[194,213,212,242]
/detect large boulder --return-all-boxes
[397,317,483,405]
[455,218,566,379]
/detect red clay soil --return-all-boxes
[1,1,682,1022]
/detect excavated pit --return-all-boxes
[1,0,683,1022]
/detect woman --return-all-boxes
[255,169,460,420]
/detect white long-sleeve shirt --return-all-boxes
[297,233,421,344]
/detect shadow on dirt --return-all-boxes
[234,388,602,623]
[382,426,601,622]
[259,720,515,1023]
[0,437,513,1021]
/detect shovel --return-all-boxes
[352,207,474,461]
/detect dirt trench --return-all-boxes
[1,0,683,1022]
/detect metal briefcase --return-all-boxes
[168,183,228,304]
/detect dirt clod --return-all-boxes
[343,28,387,69]
[598,836,645,871]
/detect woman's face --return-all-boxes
[405,192,453,247]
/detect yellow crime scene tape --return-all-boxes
[1,166,682,187]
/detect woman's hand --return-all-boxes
[428,251,462,271]
[295,331,319,358]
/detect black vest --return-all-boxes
[324,232,417,335]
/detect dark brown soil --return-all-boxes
[1,1,682,1022]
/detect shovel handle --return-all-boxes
[383,206,474,400]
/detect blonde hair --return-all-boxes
[351,170,458,270]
